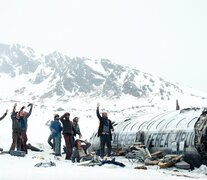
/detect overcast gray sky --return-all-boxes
[1,0,207,92]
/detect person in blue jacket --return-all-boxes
[50,114,63,156]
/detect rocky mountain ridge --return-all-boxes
[0,43,206,113]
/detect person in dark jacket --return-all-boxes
[50,114,63,156]
[72,117,82,142]
[9,103,21,152]
[96,102,114,158]
[60,112,77,160]
[18,103,33,153]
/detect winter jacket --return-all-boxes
[10,111,21,133]
[96,107,113,140]
[73,122,81,137]
[50,120,63,138]
[60,115,76,135]
[19,104,33,131]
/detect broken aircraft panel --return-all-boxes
[89,108,207,168]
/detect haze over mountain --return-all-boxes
[0,43,207,116]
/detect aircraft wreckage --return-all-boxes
[89,108,207,168]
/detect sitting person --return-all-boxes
[71,139,92,163]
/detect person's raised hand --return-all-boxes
[97,102,100,107]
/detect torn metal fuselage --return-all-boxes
[89,108,207,168]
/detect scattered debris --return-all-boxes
[77,156,125,167]
[27,143,43,152]
[144,158,159,166]
[101,159,125,167]
[32,155,45,160]
[125,150,145,163]
[150,151,163,159]
[134,165,147,170]
[175,160,191,170]
[34,161,56,168]
[158,155,182,168]
[10,150,26,157]
[125,144,150,163]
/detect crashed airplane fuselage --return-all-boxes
[89,108,207,167]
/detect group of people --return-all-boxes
[10,103,33,153]
[0,103,33,154]
[0,102,114,163]
[47,112,82,160]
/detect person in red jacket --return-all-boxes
[96,102,114,158]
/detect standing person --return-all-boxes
[45,120,54,150]
[72,117,82,142]
[9,103,21,152]
[50,114,62,156]
[60,112,77,160]
[96,102,114,158]
[18,103,33,153]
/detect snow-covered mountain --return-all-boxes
[0,43,207,115]
[1,43,207,180]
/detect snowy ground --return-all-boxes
[1,145,207,180]
[0,103,207,180]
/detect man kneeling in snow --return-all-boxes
[71,139,92,163]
